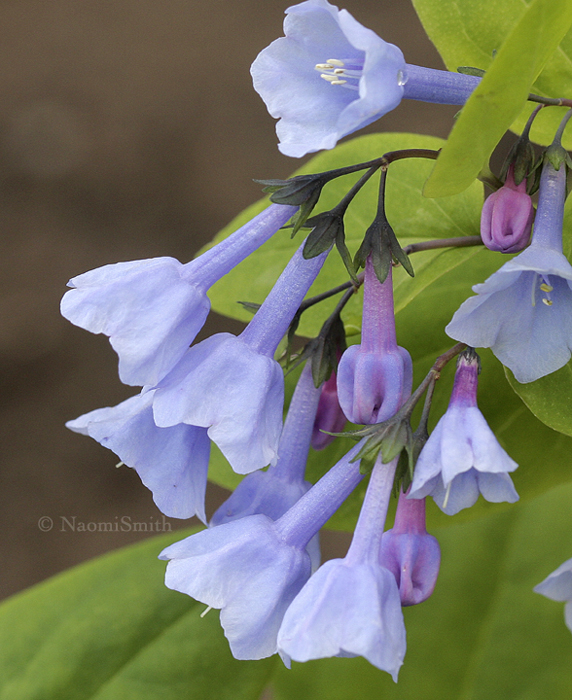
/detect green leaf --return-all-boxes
[0,531,275,700]
[271,481,572,700]
[506,363,572,437]
[412,0,572,149]
[418,0,572,197]
[205,132,572,531]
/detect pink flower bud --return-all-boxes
[379,490,440,606]
[480,165,534,254]
[311,369,347,450]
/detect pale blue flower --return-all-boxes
[153,242,328,474]
[61,204,296,387]
[337,258,412,424]
[408,351,519,515]
[447,159,572,383]
[160,515,312,660]
[277,455,405,679]
[251,0,480,157]
[67,390,210,521]
[534,557,572,633]
[161,441,365,660]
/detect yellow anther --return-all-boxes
[320,74,338,82]
[330,79,347,85]
[315,63,333,71]
[334,68,345,74]
[542,298,553,306]
[327,58,345,67]
[540,283,553,293]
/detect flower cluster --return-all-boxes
[61,0,572,682]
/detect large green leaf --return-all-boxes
[205,133,572,531]
[416,0,572,197]
[0,531,275,700]
[271,481,572,700]
[412,0,572,151]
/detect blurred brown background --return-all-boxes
[0,0,460,600]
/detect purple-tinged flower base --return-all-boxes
[67,391,210,521]
[408,352,518,515]
[251,0,480,157]
[311,369,347,450]
[338,258,412,424]
[160,515,312,659]
[380,491,440,606]
[60,204,296,387]
[534,557,572,633]
[480,164,534,254]
[447,159,572,383]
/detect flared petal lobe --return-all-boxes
[534,557,572,633]
[153,334,284,474]
[67,391,210,521]
[277,558,405,679]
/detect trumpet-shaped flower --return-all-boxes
[161,515,312,660]
[534,557,572,633]
[480,164,534,254]
[337,257,412,424]
[408,350,519,515]
[162,441,365,660]
[379,490,440,606]
[61,204,296,386]
[153,242,328,474]
[278,456,405,679]
[67,390,210,521]
[447,158,572,383]
[251,0,480,157]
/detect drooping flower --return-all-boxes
[337,256,412,424]
[67,390,210,521]
[277,455,406,679]
[447,153,572,383]
[311,366,347,450]
[61,204,296,387]
[161,441,365,660]
[161,515,312,660]
[480,164,534,254]
[408,349,519,515]
[251,0,480,157]
[379,489,440,606]
[210,361,323,570]
[534,557,572,633]
[153,241,329,474]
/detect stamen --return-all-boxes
[315,63,333,71]
[540,282,553,293]
[115,461,124,468]
[542,298,553,306]
[442,480,453,510]
[531,273,538,307]
[320,74,338,83]
[330,80,347,85]
[200,605,213,618]
[326,58,345,67]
